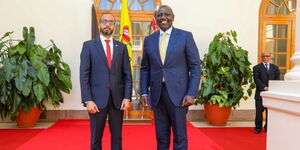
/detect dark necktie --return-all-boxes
[105,39,112,69]
[264,63,269,71]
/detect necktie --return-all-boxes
[160,32,167,64]
[264,63,269,71]
[105,40,112,69]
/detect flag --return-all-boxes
[119,0,133,69]
[149,4,159,34]
[149,16,158,34]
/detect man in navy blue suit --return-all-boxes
[80,13,132,150]
[140,5,201,150]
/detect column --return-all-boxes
[284,2,300,81]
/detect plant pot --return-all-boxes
[16,107,42,128]
[204,103,232,126]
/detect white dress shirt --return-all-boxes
[100,35,114,58]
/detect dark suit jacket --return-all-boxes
[80,37,132,109]
[253,63,280,100]
[140,27,201,107]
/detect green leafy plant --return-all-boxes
[197,31,255,108]
[0,27,72,119]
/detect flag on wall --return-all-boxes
[119,0,133,69]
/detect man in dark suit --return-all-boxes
[80,13,132,150]
[253,51,280,134]
[140,5,201,150]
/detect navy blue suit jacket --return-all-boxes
[140,28,201,107]
[80,37,132,109]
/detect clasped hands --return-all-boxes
[140,95,195,107]
[85,99,130,114]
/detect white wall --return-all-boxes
[0,0,92,110]
[0,0,261,110]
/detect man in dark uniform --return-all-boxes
[253,51,280,134]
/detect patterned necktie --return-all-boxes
[160,32,167,64]
[105,39,112,69]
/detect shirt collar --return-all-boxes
[100,35,113,43]
[160,27,173,36]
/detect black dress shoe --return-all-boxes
[254,129,262,134]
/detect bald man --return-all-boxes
[253,51,280,134]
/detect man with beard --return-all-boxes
[80,13,132,150]
[140,5,201,150]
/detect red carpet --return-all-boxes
[0,129,44,150]
[16,120,223,150]
[199,127,266,150]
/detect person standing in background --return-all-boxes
[253,51,280,134]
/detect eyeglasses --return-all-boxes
[101,19,115,25]
[262,55,270,58]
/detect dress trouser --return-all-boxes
[255,98,268,130]
[89,91,124,150]
[153,83,189,150]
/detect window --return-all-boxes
[259,0,296,79]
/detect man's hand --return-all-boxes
[120,99,131,110]
[182,95,195,107]
[140,96,149,107]
[86,101,100,114]
[263,87,269,91]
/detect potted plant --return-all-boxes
[197,31,255,126]
[0,27,72,127]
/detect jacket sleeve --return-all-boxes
[185,32,201,97]
[140,38,150,95]
[253,65,266,91]
[275,65,280,80]
[80,42,92,103]
[122,45,133,100]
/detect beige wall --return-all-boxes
[0,0,261,110]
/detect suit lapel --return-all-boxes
[268,63,275,75]
[112,39,120,69]
[260,63,269,75]
[153,32,163,66]
[94,37,109,69]
[269,63,274,71]
[164,28,177,66]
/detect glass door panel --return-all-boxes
[263,21,291,79]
